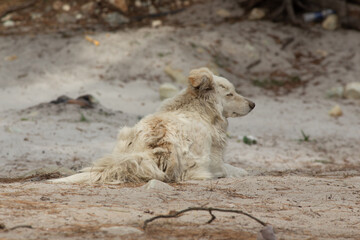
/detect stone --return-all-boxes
[344,82,360,99]
[103,12,129,27]
[248,8,266,20]
[159,83,179,100]
[322,14,339,31]
[3,20,15,28]
[100,226,143,236]
[57,13,76,24]
[257,225,277,240]
[81,2,97,15]
[151,20,162,28]
[141,179,174,191]
[326,86,344,98]
[22,167,76,178]
[149,5,157,14]
[52,1,63,11]
[329,104,342,117]
[31,13,42,20]
[164,65,187,85]
[216,9,231,18]
[108,0,128,13]
[62,4,71,12]
[76,13,83,20]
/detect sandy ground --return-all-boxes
[1,1,360,239]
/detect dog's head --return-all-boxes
[188,67,255,118]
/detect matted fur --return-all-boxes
[51,68,255,184]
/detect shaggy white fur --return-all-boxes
[51,67,255,184]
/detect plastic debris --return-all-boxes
[303,9,335,22]
[85,35,100,46]
[241,135,257,145]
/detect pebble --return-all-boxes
[322,14,339,31]
[344,82,360,99]
[62,4,71,12]
[216,9,231,18]
[141,179,174,191]
[3,20,15,28]
[103,12,129,27]
[326,86,344,98]
[151,20,162,28]
[329,104,342,117]
[248,8,266,20]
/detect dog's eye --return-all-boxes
[226,93,233,97]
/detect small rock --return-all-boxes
[248,8,266,20]
[108,0,128,13]
[135,0,142,7]
[326,86,344,98]
[57,13,76,24]
[3,20,15,28]
[322,14,338,30]
[344,82,360,99]
[216,9,231,18]
[81,2,97,15]
[22,167,76,178]
[159,83,179,100]
[329,104,342,117]
[31,13,42,20]
[151,19,162,28]
[52,1,63,11]
[141,179,174,191]
[62,4,71,12]
[76,13,83,20]
[149,5,157,14]
[164,65,187,85]
[100,226,142,236]
[103,12,129,27]
[257,225,277,240]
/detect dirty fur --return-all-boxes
[51,68,255,184]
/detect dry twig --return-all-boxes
[143,207,267,229]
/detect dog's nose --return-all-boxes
[248,100,255,109]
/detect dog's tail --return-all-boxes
[49,153,166,184]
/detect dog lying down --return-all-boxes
[51,67,255,184]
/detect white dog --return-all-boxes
[51,67,255,184]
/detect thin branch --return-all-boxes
[143,207,267,229]
[207,210,216,224]
[8,225,33,231]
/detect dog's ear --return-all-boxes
[188,67,214,92]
